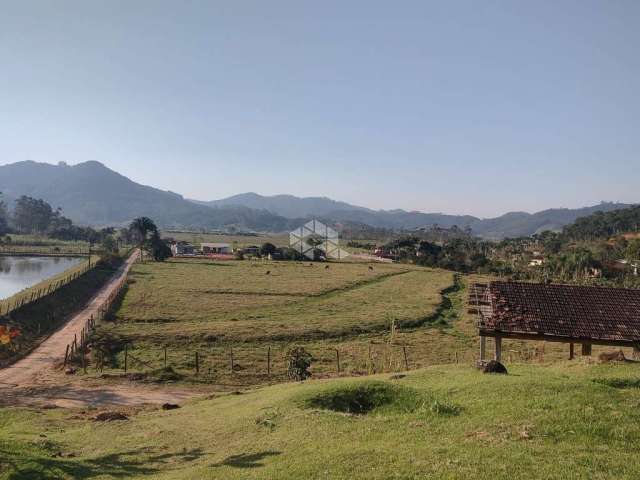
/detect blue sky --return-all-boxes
[0,1,638,217]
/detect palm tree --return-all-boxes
[129,217,157,261]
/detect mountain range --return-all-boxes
[0,160,634,238]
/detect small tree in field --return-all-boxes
[287,347,313,381]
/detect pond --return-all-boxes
[0,256,85,301]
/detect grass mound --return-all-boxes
[304,381,423,415]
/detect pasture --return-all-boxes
[93,258,462,385]
[3,362,640,479]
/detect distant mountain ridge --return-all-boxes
[0,161,634,238]
[199,192,368,218]
[205,191,634,239]
[0,161,299,231]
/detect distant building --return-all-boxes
[201,243,232,254]
[170,241,195,256]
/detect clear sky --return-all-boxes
[0,1,638,218]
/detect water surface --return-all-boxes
[0,256,84,300]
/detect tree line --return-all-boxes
[0,193,115,243]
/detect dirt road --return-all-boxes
[0,251,199,408]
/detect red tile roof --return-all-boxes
[469,282,640,342]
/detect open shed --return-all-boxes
[469,281,640,362]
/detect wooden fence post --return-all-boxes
[64,344,69,367]
[403,345,409,371]
[230,348,234,373]
[335,349,341,373]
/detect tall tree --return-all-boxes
[12,196,54,233]
[129,217,158,261]
[0,192,8,235]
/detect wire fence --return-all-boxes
[71,337,595,383]
[63,264,131,371]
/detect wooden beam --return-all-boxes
[569,343,574,360]
[478,329,638,348]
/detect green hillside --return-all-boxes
[3,362,640,479]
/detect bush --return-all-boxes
[305,382,423,415]
[287,347,313,381]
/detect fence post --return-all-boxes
[335,349,341,373]
[230,348,234,373]
[403,345,409,371]
[64,344,69,367]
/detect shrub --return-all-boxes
[287,347,313,381]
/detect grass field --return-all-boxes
[91,258,459,386]
[88,259,636,387]
[3,361,640,479]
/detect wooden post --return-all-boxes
[124,344,128,372]
[402,345,409,371]
[479,336,486,361]
[230,348,234,372]
[267,346,271,376]
[569,343,575,360]
[64,344,69,367]
[454,351,458,364]
[494,336,502,362]
[335,349,341,373]
[581,343,592,356]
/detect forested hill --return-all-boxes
[563,205,640,240]
[0,160,634,237]
[0,161,298,231]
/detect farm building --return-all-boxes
[201,243,232,254]
[469,281,640,362]
[170,242,195,256]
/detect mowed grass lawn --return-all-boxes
[93,258,456,385]
[3,362,640,479]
